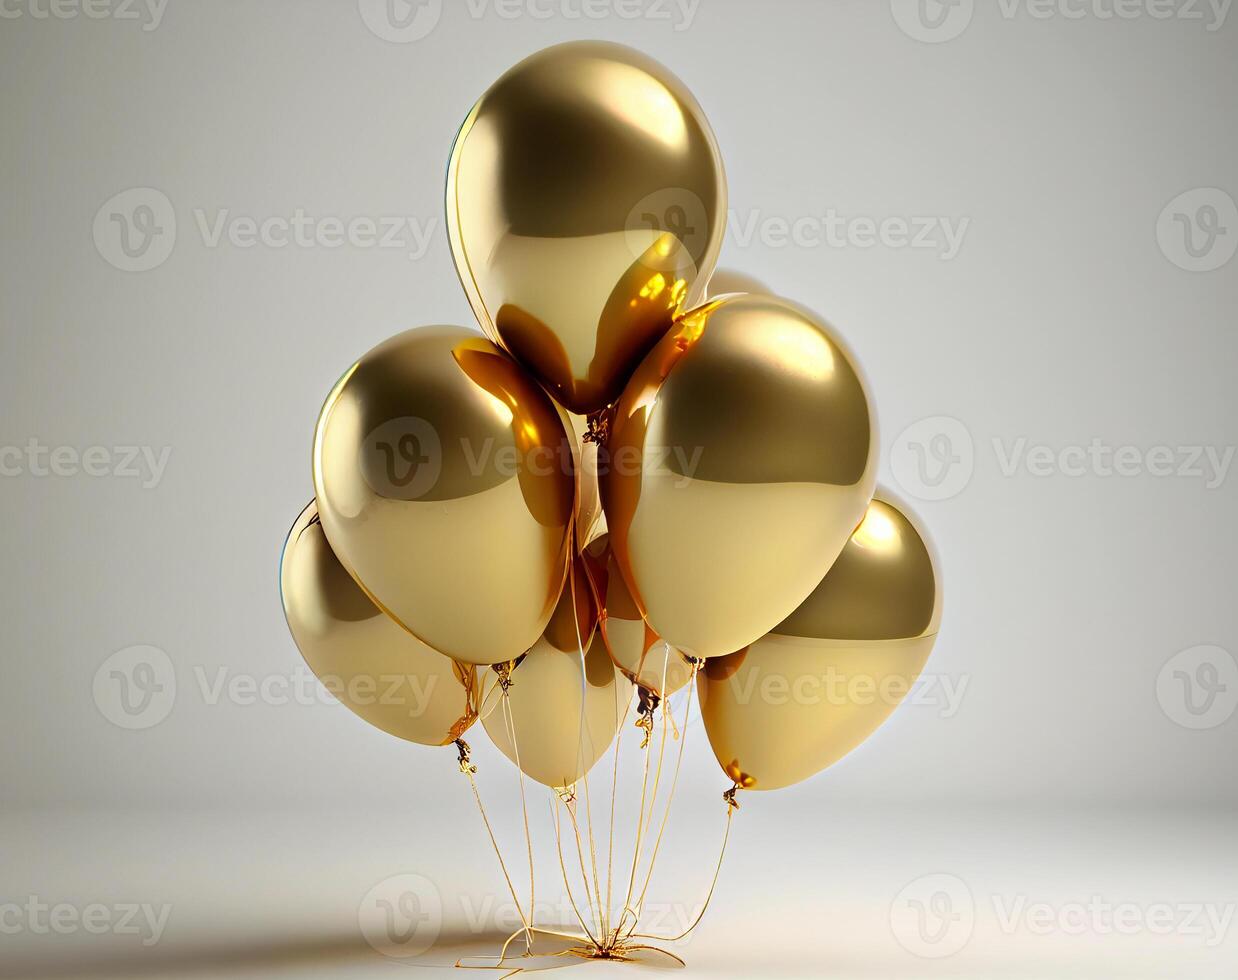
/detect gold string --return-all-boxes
[564,786,601,935]
[566,561,608,944]
[454,740,532,951]
[627,783,737,944]
[620,944,687,967]
[459,923,597,976]
[460,621,732,962]
[624,660,699,935]
[563,785,604,941]
[609,649,675,942]
[551,795,601,948]
[497,683,537,953]
[603,660,635,946]
[613,691,657,941]
[633,654,674,871]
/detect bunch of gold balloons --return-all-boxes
[281,41,942,799]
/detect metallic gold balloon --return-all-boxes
[312,326,575,666]
[480,559,633,789]
[280,500,478,746]
[600,292,878,659]
[568,412,606,549]
[446,41,727,416]
[697,489,942,791]
[581,531,692,698]
[555,548,601,655]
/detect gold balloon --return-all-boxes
[582,531,692,698]
[480,559,633,789]
[280,500,478,746]
[556,548,601,655]
[568,412,606,549]
[446,41,727,416]
[312,326,575,666]
[697,489,942,791]
[600,292,878,659]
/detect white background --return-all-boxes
[1,0,1235,976]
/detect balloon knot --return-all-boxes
[638,687,662,715]
[582,409,610,444]
[723,784,741,812]
[635,687,661,748]
[492,661,514,693]
[454,738,477,775]
[635,714,653,749]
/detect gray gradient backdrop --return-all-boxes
[1,1,1236,976]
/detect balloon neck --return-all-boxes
[635,687,662,749]
[582,408,611,445]
[454,738,477,775]
[637,686,661,716]
[491,661,515,693]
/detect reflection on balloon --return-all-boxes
[280,500,478,746]
[312,326,574,667]
[568,411,607,549]
[698,489,941,791]
[601,292,878,659]
[277,39,949,965]
[447,41,727,415]
[705,268,770,299]
[582,531,692,698]
[480,560,632,789]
